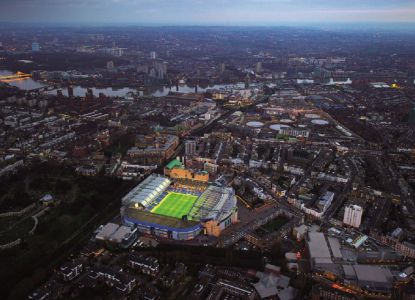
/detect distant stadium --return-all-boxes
[121,172,238,240]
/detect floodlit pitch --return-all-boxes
[151,192,198,219]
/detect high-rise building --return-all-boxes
[343,205,363,228]
[220,63,226,73]
[154,61,167,79]
[105,47,124,57]
[185,140,197,157]
[255,62,262,73]
[150,51,157,59]
[245,73,251,88]
[32,42,40,52]
[107,60,115,71]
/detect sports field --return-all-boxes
[151,192,198,219]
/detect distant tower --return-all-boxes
[343,205,363,228]
[68,86,74,98]
[255,62,263,73]
[220,63,226,73]
[153,61,167,79]
[244,73,251,89]
[150,51,157,59]
[185,140,197,157]
[107,61,115,71]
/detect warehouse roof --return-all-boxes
[307,232,331,259]
[328,237,343,259]
[353,265,392,284]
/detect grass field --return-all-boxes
[151,192,198,219]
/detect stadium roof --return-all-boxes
[125,207,200,230]
[188,186,236,222]
[166,159,183,170]
[122,174,171,208]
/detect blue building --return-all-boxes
[32,42,40,52]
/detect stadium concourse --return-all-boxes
[121,174,238,241]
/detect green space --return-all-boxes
[260,215,290,232]
[277,134,289,140]
[151,192,197,219]
[104,131,136,157]
[0,217,35,244]
[0,161,135,300]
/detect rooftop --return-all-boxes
[124,207,200,230]
[166,159,183,170]
[122,174,171,208]
[307,232,331,260]
[353,265,392,284]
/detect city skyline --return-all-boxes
[0,0,415,25]
[1,1,415,299]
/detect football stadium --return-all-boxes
[121,174,238,240]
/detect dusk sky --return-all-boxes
[1,0,415,25]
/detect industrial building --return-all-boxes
[306,231,394,295]
[95,223,138,248]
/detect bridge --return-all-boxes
[0,72,32,82]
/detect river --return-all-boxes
[0,70,245,97]
[0,70,47,90]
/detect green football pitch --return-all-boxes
[151,192,198,219]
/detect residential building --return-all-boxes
[343,205,363,228]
